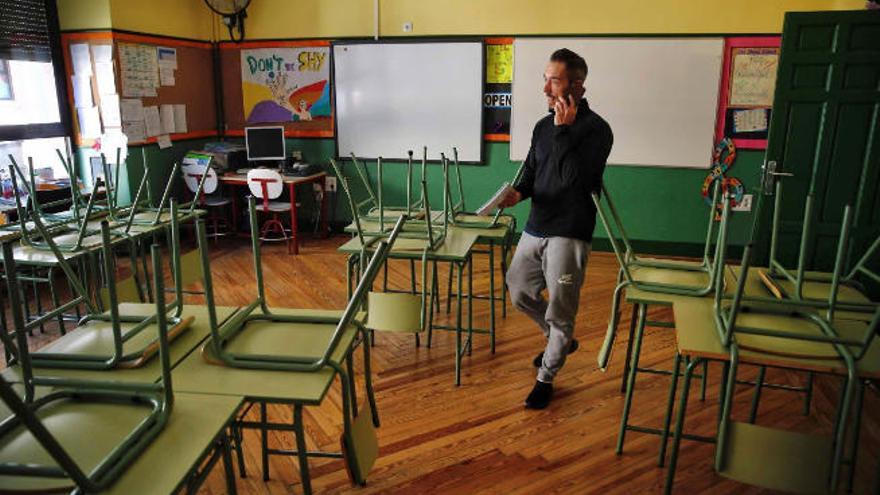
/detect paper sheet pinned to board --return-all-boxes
[70,43,92,76]
[91,44,113,63]
[157,135,172,149]
[94,61,117,95]
[99,94,121,128]
[120,98,144,122]
[71,75,93,108]
[77,106,102,139]
[173,105,187,133]
[160,104,175,134]
[122,120,146,142]
[143,106,162,137]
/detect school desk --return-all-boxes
[219,172,328,254]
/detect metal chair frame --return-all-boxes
[595,181,724,370]
[0,239,175,492]
[761,179,878,313]
[17,200,189,370]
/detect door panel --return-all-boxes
[760,11,880,285]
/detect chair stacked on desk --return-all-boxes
[0,176,393,493]
[662,182,880,493]
[0,219,240,494]
[332,147,517,385]
[170,197,398,493]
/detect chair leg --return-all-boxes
[658,352,682,467]
[616,303,647,454]
[293,404,313,494]
[846,380,865,493]
[620,303,639,393]
[261,402,269,481]
[663,357,701,495]
[804,372,814,415]
[748,366,767,424]
[222,433,238,494]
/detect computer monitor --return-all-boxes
[245,126,286,162]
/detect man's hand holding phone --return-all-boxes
[554,94,578,127]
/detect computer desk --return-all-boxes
[219,172,328,255]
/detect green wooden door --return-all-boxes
[760,10,880,281]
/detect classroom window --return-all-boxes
[0,136,71,179]
[0,0,71,142]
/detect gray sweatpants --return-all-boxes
[506,232,590,383]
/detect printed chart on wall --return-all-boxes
[484,39,513,141]
[716,37,781,149]
[240,45,332,135]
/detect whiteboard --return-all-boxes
[333,41,483,162]
[511,38,724,168]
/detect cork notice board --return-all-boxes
[61,31,218,146]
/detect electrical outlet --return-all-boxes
[402,22,413,32]
[291,150,303,161]
[325,176,337,192]
[312,183,322,193]
[732,194,753,212]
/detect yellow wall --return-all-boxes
[62,0,869,40]
[57,0,112,31]
[214,0,374,40]
[379,0,868,36]
[108,0,213,40]
[58,0,213,39]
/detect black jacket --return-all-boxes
[515,99,613,242]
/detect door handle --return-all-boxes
[762,160,794,195]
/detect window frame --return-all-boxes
[0,0,72,141]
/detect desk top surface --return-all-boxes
[338,226,479,261]
[1,305,238,385]
[172,307,357,405]
[0,390,242,494]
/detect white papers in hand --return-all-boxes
[476,182,513,216]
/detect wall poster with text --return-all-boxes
[240,44,332,135]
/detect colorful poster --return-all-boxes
[486,44,513,84]
[484,41,513,138]
[240,47,331,128]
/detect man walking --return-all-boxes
[500,48,613,409]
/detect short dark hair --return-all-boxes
[550,48,587,81]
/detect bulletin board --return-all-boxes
[715,36,781,149]
[219,40,333,138]
[60,31,218,147]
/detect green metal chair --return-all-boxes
[663,191,880,494]
[195,204,403,489]
[443,147,520,329]
[759,180,878,314]
[0,239,175,492]
[331,157,444,336]
[594,181,724,372]
[347,149,427,222]
[19,201,193,370]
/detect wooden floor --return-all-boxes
[5,235,880,494]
